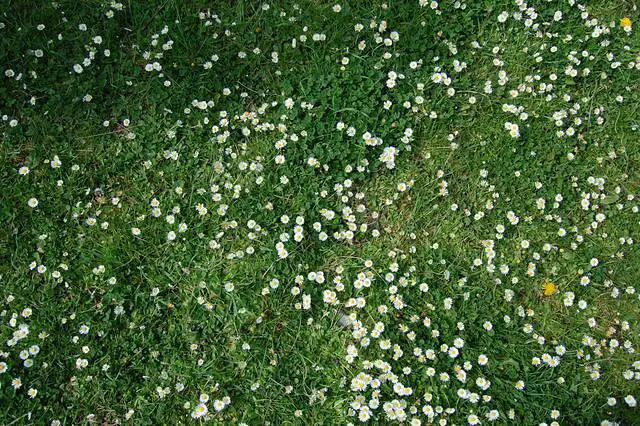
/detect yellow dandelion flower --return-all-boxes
[620,17,632,28]
[543,280,558,296]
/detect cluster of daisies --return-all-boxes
[2,0,638,424]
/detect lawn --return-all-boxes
[1,0,639,424]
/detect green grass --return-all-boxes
[1,0,639,424]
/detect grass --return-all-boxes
[1,0,639,424]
